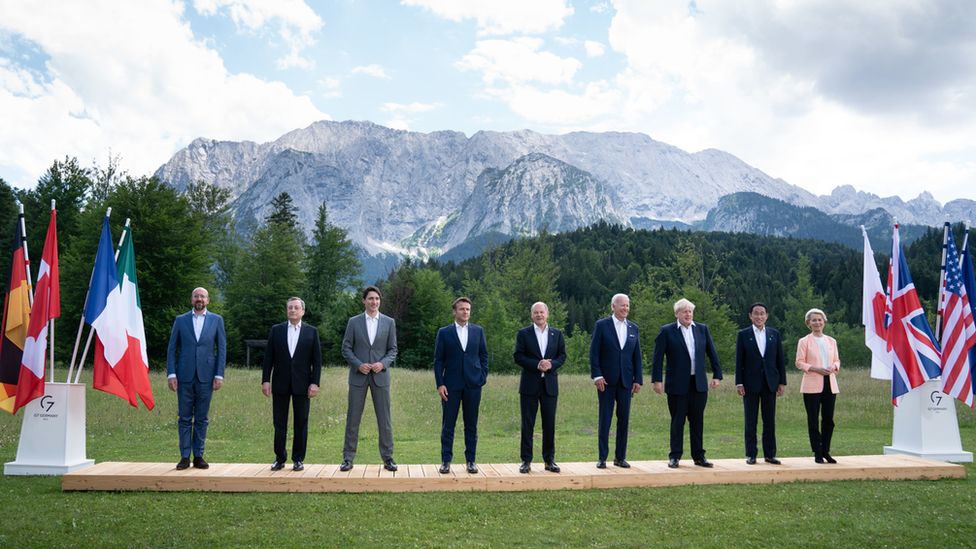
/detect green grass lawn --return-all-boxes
[1,366,974,548]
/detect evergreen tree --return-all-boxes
[18,156,92,265]
[266,192,299,229]
[224,220,307,362]
[381,262,453,369]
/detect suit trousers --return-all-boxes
[273,392,311,462]
[597,383,632,462]
[441,386,482,463]
[177,379,213,459]
[520,389,557,463]
[667,375,709,460]
[343,378,394,461]
[803,382,836,457]
[743,385,777,458]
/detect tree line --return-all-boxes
[1,157,967,376]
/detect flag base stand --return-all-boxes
[4,383,95,476]
[883,379,973,463]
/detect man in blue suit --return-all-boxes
[735,302,786,465]
[590,293,642,469]
[652,298,723,468]
[167,287,227,470]
[434,297,489,474]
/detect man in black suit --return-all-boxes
[513,302,567,474]
[735,302,786,465]
[262,297,322,472]
[434,297,489,474]
[652,298,723,468]
[590,293,642,469]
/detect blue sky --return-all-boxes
[1,1,975,204]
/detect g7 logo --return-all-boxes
[929,391,943,406]
[39,395,55,412]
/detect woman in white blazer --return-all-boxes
[794,308,840,464]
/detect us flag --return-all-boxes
[939,232,975,407]
[886,224,942,404]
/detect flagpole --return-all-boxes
[935,221,950,340]
[48,199,56,383]
[73,217,129,385]
[18,203,33,307]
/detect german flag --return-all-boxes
[0,218,31,414]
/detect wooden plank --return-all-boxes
[62,456,966,493]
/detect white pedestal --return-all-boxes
[4,383,95,475]
[884,379,973,462]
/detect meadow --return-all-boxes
[1,366,974,548]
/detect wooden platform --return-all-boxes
[61,455,965,493]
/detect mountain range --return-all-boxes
[155,120,973,275]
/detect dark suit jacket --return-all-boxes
[166,311,227,383]
[262,322,322,395]
[513,324,567,396]
[433,323,488,390]
[651,322,723,394]
[589,316,643,387]
[734,326,786,393]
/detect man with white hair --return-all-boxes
[589,293,643,469]
[652,298,723,468]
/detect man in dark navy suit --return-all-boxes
[652,298,723,468]
[513,302,567,474]
[434,297,489,474]
[735,302,786,465]
[262,297,322,472]
[589,293,643,469]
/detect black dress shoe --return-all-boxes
[824,454,837,464]
[270,460,285,471]
[466,462,479,474]
[293,461,304,471]
[439,462,451,474]
[613,459,631,468]
[339,459,353,472]
[814,456,825,464]
[176,457,191,470]
[693,459,714,468]
[668,458,679,468]
[193,456,209,469]
[519,461,531,474]
[745,456,757,465]
[545,461,560,473]
[764,457,782,465]
[596,460,607,469]
[383,459,398,472]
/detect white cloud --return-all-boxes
[457,38,581,85]
[352,64,391,79]
[0,0,326,188]
[402,0,573,35]
[317,76,341,99]
[193,0,323,69]
[583,40,605,58]
[382,101,440,130]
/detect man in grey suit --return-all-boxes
[166,287,227,471]
[340,285,398,472]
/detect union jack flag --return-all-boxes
[940,232,976,407]
[886,224,942,404]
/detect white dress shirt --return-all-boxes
[456,322,468,351]
[365,312,379,345]
[752,324,767,357]
[288,321,302,357]
[679,321,696,375]
[193,311,207,341]
[613,316,628,350]
[534,324,549,357]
